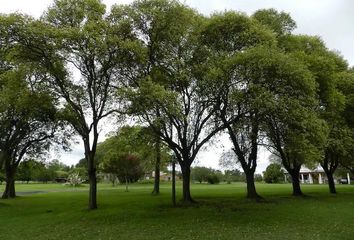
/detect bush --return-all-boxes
[137,179,155,184]
[191,167,211,183]
[66,172,84,187]
[264,163,284,183]
[206,173,220,184]
[223,170,246,183]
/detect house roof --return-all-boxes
[299,165,325,173]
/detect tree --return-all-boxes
[330,71,354,183]
[6,0,136,209]
[224,170,246,183]
[0,33,64,198]
[199,11,277,200]
[252,10,330,196]
[253,8,296,36]
[17,160,37,183]
[248,46,326,196]
[191,166,212,183]
[278,32,352,194]
[102,153,144,191]
[35,163,56,183]
[206,172,220,184]
[116,0,227,203]
[98,125,170,189]
[263,163,284,183]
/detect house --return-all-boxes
[298,166,326,184]
[147,171,181,181]
[284,165,352,184]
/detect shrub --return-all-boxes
[66,172,84,187]
[207,173,220,184]
[264,163,284,183]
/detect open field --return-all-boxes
[0,182,353,240]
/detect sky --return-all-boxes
[1,0,353,173]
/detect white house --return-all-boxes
[284,165,351,184]
[298,166,326,184]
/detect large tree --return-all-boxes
[114,0,228,203]
[253,9,343,196]
[199,11,277,199]
[247,47,326,196]
[0,53,64,198]
[4,0,135,209]
[280,34,353,194]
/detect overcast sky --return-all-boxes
[1,0,353,172]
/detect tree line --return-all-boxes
[0,0,353,209]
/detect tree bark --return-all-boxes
[86,151,97,210]
[326,173,336,194]
[2,167,16,199]
[88,167,97,209]
[290,170,303,196]
[181,164,194,203]
[321,154,338,194]
[152,137,161,195]
[172,160,176,206]
[125,174,129,192]
[245,171,262,199]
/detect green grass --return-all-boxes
[0,182,353,240]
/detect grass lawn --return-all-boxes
[0,182,353,240]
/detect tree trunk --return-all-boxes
[172,160,176,206]
[125,174,129,192]
[181,164,194,203]
[245,171,262,199]
[321,156,338,194]
[152,137,161,195]
[325,171,336,194]
[290,171,303,196]
[88,167,97,209]
[2,168,16,199]
[85,142,98,210]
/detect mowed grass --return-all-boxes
[0,182,353,240]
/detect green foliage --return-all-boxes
[224,170,246,183]
[254,174,263,182]
[101,153,144,184]
[1,0,353,203]
[206,173,220,184]
[191,167,211,183]
[69,167,88,182]
[252,8,296,36]
[191,167,222,184]
[263,163,284,183]
[17,159,71,183]
[97,125,170,176]
[66,172,84,187]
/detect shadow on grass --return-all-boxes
[0,202,10,207]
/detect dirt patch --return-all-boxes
[16,191,48,196]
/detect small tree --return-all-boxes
[101,153,144,192]
[206,173,220,184]
[224,169,246,183]
[191,167,211,183]
[67,172,84,187]
[263,163,284,183]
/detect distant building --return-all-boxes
[147,171,181,181]
[299,166,326,184]
[284,165,351,184]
